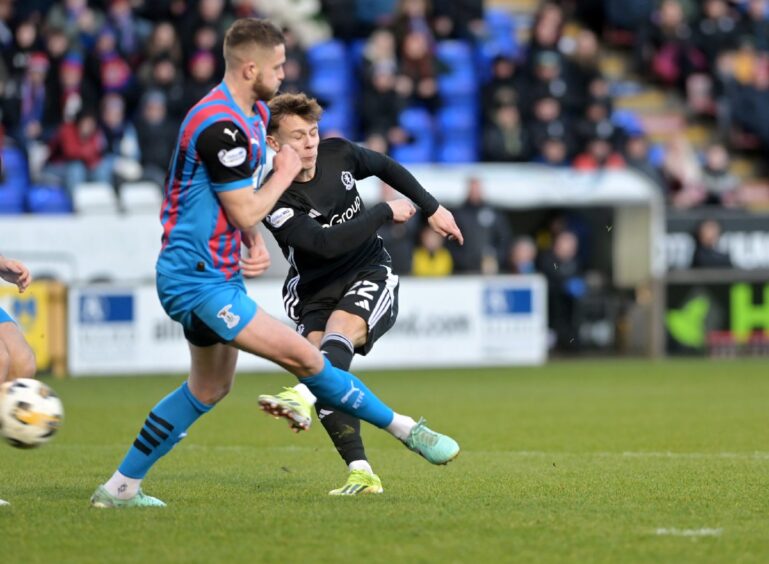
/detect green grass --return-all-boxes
[2,360,769,563]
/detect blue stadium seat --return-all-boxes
[26,185,73,214]
[307,40,349,72]
[485,9,515,37]
[611,109,644,137]
[437,106,476,136]
[436,41,474,72]
[436,140,478,163]
[0,183,25,214]
[320,103,354,138]
[391,139,434,163]
[436,41,478,102]
[398,107,435,151]
[2,146,30,185]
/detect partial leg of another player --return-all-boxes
[91,342,238,508]
[0,318,38,507]
[302,311,383,495]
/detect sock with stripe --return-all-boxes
[107,381,213,495]
[313,333,368,466]
[301,357,394,429]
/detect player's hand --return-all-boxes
[387,199,416,223]
[273,144,301,181]
[428,205,464,245]
[0,258,32,293]
[241,234,271,278]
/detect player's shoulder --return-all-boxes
[318,136,355,157]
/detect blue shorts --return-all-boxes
[156,274,258,347]
[0,306,14,324]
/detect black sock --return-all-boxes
[316,333,367,466]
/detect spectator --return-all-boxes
[481,55,521,124]
[360,65,407,153]
[56,54,98,125]
[526,96,572,159]
[506,236,538,274]
[623,134,665,187]
[5,52,56,147]
[393,0,434,47]
[146,55,186,123]
[527,2,565,73]
[662,132,705,207]
[361,28,399,81]
[451,177,512,274]
[738,0,769,53]
[99,93,141,185]
[45,0,105,48]
[694,0,740,68]
[539,136,570,166]
[396,29,441,110]
[432,0,485,40]
[179,0,232,61]
[141,21,183,73]
[45,110,110,194]
[4,19,42,80]
[377,182,419,275]
[537,230,585,351]
[482,103,528,162]
[279,28,309,95]
[564,29,602,110]
[134,90,176,187]
[574,97,620,151]
[572,138,626,170]
[701,143,740,206]
[692,219,732,267]
[522,51,574,115]
[182,51,218,112]
[86,27,138,110]
[106,0,152,64]
[412,224,453,276]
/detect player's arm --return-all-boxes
[196,121,301,231]
[0,256,31,293]
[345,140,464,244]
[265,201,413,260]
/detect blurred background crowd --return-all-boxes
[1,0,768,353]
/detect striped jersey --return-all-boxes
[156,81,269,283]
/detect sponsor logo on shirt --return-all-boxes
[341,170,355,190]
[218,147,247,167]
[267,207,295,228]
[323,195,361,226]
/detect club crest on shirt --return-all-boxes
[218,147,247,167]
[341,170,354,191]
[217,304,240,329]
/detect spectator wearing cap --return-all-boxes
[182,51,218,113]
[134,90,177,187]
[44,109,111,194]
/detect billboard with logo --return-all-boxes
[67,275,547,376]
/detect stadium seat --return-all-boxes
[436,140,478,163]
[1,146,30,185]
[437,106,477,136]
[391,139,434,163]
[0,184,25,214]
[307,40,349,72]
[485,8,515,38]
[611,109,644,137]
[119,181,162,214]
[72,182,119,214]
[436,41,475,73]
[26,185,73,214]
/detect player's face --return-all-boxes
[271,114,320,170]
[251,44,286,101]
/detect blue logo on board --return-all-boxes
[79,294,134,323]
[483,287,533,316]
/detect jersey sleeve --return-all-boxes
[263,200,394,260]
[196,120,253,192]
[342,139,440,217]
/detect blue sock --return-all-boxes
[301,358,394,428]
[118,381,213,479]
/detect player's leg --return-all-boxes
[0,316,37,382]
[92,283,249,508]
[239,309,459,464]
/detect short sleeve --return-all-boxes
[196,120,253,192]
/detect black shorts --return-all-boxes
[295,264,399,356]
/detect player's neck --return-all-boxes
[223,76,256,117]
[296,166,317,182]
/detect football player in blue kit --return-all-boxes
[90,18,460,509]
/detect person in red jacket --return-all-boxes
[44,110,112,194]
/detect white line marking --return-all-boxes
[655,528,723,537]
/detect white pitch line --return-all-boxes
[655,528,723,538]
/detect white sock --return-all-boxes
[349,460,373,474]
[293,383,317,405]
[386,413,417,441]
[104,471,142,500]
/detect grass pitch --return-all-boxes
[1,360,768,563]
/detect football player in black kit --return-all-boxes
[252,92,464,495]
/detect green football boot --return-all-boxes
[90,485,166,508]
[257,387,312,432]
[403,418,460,465]
[329,470,384,496]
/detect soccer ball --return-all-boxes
[0,378,64,449]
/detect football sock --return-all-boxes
[301,357,394,428]
[314,333,368,465]
[292,383,317,405]
[117,381,213,480]
[320,332,354,371]
[104,471,142,500]
[349,459,373,474]
[386,413,417,441]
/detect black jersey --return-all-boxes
[263,137,438,318]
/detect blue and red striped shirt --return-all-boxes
[156,81,269,283]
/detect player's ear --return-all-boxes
[266,134,280,152]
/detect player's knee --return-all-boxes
[284,345,324,378]
[188,379,232,405]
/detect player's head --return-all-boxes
[266,93,323,172]
[223,18,285,101]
